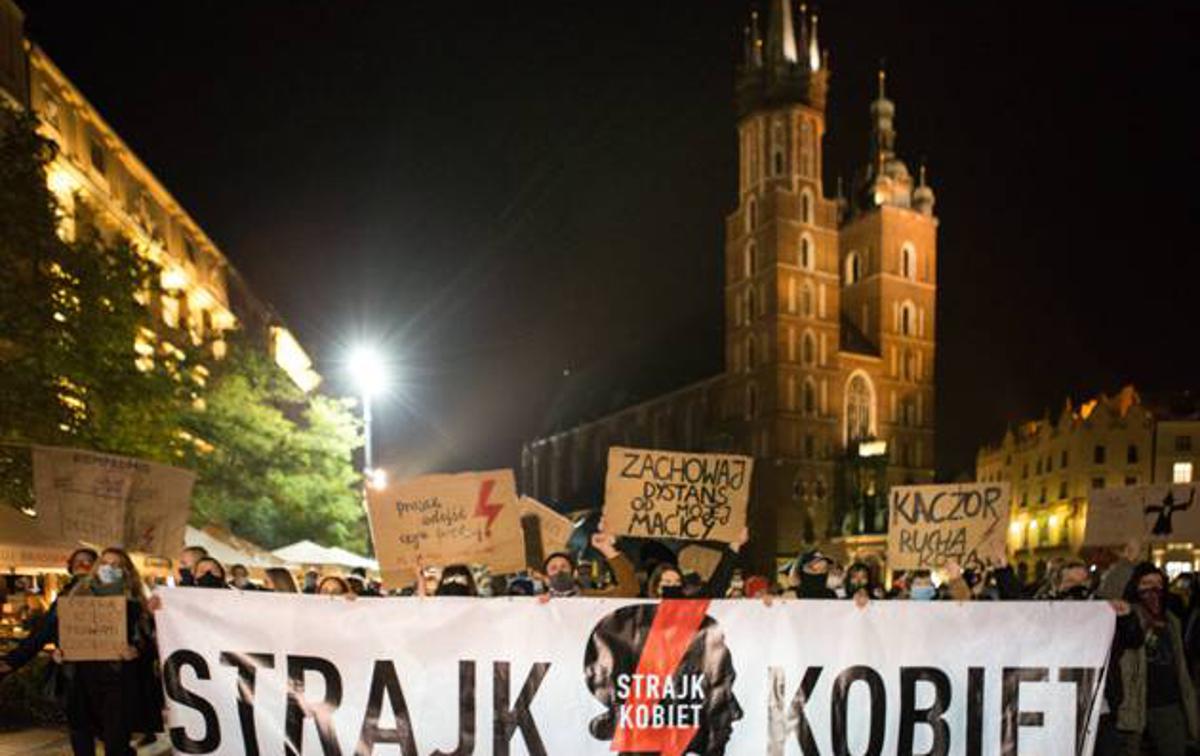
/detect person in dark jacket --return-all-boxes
[56,547,155,756]
[176,545,206,587]
[0,548,97,678]
[784,550,837,599]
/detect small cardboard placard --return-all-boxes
[57,595,127,661]
[887,482,1011,570]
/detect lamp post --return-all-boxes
[348,345,388,489]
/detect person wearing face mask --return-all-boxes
[785,550,837,599]
[907,572,939,601]
[56,548,156,756]
[433,565,478,596]
[176,545,207,587]
[539,520,637,600]
[843,562,879,602]
[302,569,320,594]
[1112,563,1198,755]
[0,548,98,680]
[191,557,229,589]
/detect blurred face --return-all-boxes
[1138,573,1165,593]
[848,568,870,588]
[232,567,248,582]
[658,569,683,592]
[804,558,830,576]
[69,552,95,576]
[99,551,123,569]
[911,576,933,592]
[180,549,201,569]
[1060,565,1088,589]
[319,579,346,596]
[545,555,573,577]
[195,560,223,582]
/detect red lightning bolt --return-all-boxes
[612,599,711,756]
[474,478,503,535]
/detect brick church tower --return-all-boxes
[727,0,937,563]
[522,0,938,569]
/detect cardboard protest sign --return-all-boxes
[678,544,725,581]
[519,496,575,552]
[603,446,753,543]
[32,446,194,556]
[367,469,524,586]
[1083,484,1200,546]
[887,482,1011,570]
[57,595,127,661]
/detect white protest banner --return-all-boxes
[887,482,1011,570]
[1083,483,1200,546]
[603,446,753,542]
[58,595,127,661]
[32,446,195,555]
[367,469,524,586]
[155,588,1113,755]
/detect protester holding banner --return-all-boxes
[57,548,157,756]
[191,557,228,589]
[176,545,206,587]
[318,576,355,596]
[228,564,263,591]
[540,523,637,599]
[433,564,478,596]
[783,550,836,599]
[263,566,298,593]
[1114,563,1198,755]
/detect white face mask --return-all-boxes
[826,574,844,590]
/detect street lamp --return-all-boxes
[347,344,389,488]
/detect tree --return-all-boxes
[182,338,366,552]
[1,105,205,507]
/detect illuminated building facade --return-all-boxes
[0,0,319,393]
[521,1,938,568]
[976,386,1200,577]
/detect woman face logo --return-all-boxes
[583,602,742,755]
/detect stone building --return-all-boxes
[521,1,939,569]
[975,386,1200,578]
[0,0,319,392]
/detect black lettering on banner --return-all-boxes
[493,661,549,756]
[966,667,984,756]
[1001,667,1048,756]
[354,660,417,756]
[1059,667,1100,755]
[163,650,221,754]
[286,655,344,756]
[898,667,952,756]
[431,661,477,756]
[982,486,1001,518]
[831,666,886,756]
[219,651,275,756]
[770,666,822,755]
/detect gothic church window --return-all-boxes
[845,252,861,284]
[800,234,814,270]
[746,197,757,232]
[800,281,814,318]
[901,243,916,280]
[845,373,874,443]
[801,188,814,224]
[900,301,915,336]
[746,383,758,419]
[803,379,817,415]
[744,242,756,278]
[802,331,816,366]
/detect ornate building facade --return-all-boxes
[522,1,938,568]
[0,0,319,392]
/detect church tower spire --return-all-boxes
[736,1,828,117]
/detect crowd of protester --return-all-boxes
[2,528,1200,755]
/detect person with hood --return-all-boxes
[56,548,156,756]
[540,520,637,599]
[176,545,206,587]
[0,548,97,678]
[1114,562,1198,755]
[785,550,837,599]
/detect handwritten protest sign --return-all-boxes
[518,496,575,568]
[31,446,194,556]
[58,595,127,661]
[603,446,753,543]
[367,469,524,586]
[1083,484,1200,546]
[887,482,1011,570]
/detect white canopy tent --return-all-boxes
[183,526,283,570]
[271,540,377,571]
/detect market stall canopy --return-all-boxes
[183,525,283,569]
[0,505,76,572]
[272,540,377,571]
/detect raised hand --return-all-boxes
[730,526,750,554]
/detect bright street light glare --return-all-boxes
[369,468,388,491]
[347,344,389,398]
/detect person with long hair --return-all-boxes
[264,567,299,593]
[55,547,156,756]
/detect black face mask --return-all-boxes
[1060,584,1091,601]
[179,568,195,586]
[436,583,472,596]
[660,585,685,599]
[848,580,868,595]
[196,573,225,589]
[800,572,828,593]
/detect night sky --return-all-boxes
[18,1,1200,482]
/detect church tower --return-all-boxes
[725,0,842,556]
